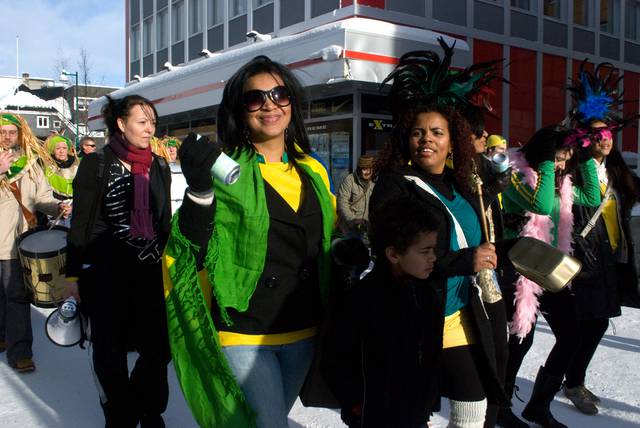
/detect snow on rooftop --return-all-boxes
[0,77,20,102]
[115,17,468,98]
[0,91,56,110]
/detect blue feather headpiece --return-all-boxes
[568,60,623,126]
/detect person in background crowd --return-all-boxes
[323,197,440,428]
[164,137,187,214]
[486,135,507,156]
[78,136,97,157]
[560,62,640,416]
[162,55,336,428]
[64,95,172,428]
[0,112,70,373]
[498,125,600,428]
[44,134,79,202]
[337,154,375,237]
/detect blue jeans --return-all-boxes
[221,337,315,428]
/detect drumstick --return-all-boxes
[48,200,72,230]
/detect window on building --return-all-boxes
[189,0,203,34]
[131,24,141,60]
[229,0,247,17]
[574,0,593,27]
[253,0,273,8]
[172,0,185,43]
[208,0,223,27]
[626,0,640,41]
[53,120,61,129]
[601,0,620,35]
[511,0,537,12]
[157,7,169,49]
[544,0,564,19]
[143,17,154,56]
[37,116,49,128]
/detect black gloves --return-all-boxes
[178,132,221,192]
[577,144,594,163]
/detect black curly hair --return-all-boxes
[375,103,477,192]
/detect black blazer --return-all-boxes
[66,146,172,278]
[180,165,325,335]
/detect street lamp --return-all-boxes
[59,69,79,146]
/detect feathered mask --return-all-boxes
[382,37,505,120]
[567,60,625,126]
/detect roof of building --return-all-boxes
[88,17,470,130]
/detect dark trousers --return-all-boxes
[484,300,509,428]
[82,257,170,428]
[0,259,33,365]
[503,288,583,395]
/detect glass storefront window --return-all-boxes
[307,119,353,186]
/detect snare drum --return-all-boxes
[17,226,68,308]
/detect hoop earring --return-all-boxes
[445,151,454,168]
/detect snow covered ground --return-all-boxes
[1,306,639,427]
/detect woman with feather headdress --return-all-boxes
[557,61,640,416]
[497,62,608,426]
[369,39,513,428]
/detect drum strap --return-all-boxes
[9,182,37,229]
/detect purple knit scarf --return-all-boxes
[109,134,155,240]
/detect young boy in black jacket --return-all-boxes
[322,197,442,428]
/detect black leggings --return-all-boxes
[564,317,609,388]
[503,288,579,395]
[441,345,486,401]
[503,287,610,395]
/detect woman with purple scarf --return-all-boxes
[64,95,172,428]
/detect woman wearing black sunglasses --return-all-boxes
[163,56,336,428]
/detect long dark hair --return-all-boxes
[603,147,640,212]
[101,95,157,136]
[375,103,476,192]
[217,56,310,162]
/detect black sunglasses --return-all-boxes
[242,86,291,112]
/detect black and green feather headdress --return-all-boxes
[382,37,505,121]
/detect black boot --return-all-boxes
[497,407,530,428]
[521,366,567,428]
[496,379,529,428]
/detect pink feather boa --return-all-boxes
[508,150,575,338]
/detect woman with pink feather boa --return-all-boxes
[496,125,601,428]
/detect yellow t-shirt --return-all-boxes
[258,160,302,212]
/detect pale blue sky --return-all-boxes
[0,0,125,87]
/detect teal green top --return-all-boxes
[435,188,482,316]
[503,159,601,245]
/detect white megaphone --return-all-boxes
[45,297,84,347]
